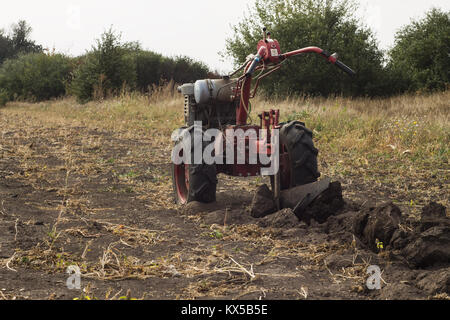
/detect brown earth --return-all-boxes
[0,115,449,300]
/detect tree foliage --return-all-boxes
[0,20,42,65]
[69,28,138,103]
[69,28,209,103]
[389,8,450,92]
[225,0,388,97]
[0,53,71,102]
[3,7,447,104]
[135,52,208,91]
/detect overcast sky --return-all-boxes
[1,0,449,73]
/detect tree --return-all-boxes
[0,20,42,65]
[0,30,12,65]
[135,51,164,91]
[9,20,42,54]
[225,0,386,97]
[136,53,209,92]
[389,8,450,92]
[172,56,209,84]
[69,28,138,102]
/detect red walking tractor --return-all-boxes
[172,28,355,208]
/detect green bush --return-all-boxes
[389,8,450,92]
[0,88,9,106]
[0,52,71,101]
[69,29,138,103]
[225,0,387,97]
[1,26,210,103]
[172,56,209,84]
[136,51,165,91]
[135,51,209,92]
[0,32,12,66]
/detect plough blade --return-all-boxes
[280,177,332,217]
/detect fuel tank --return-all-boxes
[193,78,236,104]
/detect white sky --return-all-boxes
[1,0,449,73]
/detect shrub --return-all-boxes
[136,51,164,91]
[135,52,209,92]
[0,52,71,101]
[0,26,210,103]
[171,56,209,84]
[69,28,138,103]
[0,88,9,106]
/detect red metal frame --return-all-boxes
[216,124,262,177]
[216,109,281,178]
[227,41,341,178]
[236,76,252,126]
[235,44,338,128]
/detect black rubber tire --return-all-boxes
[171,126,217,204]
[278,121,320,189]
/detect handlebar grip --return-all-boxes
[335,60,356,76]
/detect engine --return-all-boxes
[178,79,239,129]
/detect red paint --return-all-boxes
[257,39,281,63]
[236,76,252,125]
[174,163,189,204]
[283,46,324,58]
[282,46,338,64]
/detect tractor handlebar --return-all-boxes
[280,47,356,76]
[233,31,356,126]
[334,59,356,76]
[242,46,355,77]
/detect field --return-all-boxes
[0,88,448,300]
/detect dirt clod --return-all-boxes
[420,201,448,232]
[257,208,300,229]
[296,181,345,224]
[322,211,360,243]
[401,225,450,268]
[422,202,447,219]
[182,201,221,215]
[388,202,450,268]
[416,268,450,294]
[353,202,402,252]
[324,253,354,269]
[203,209,254,226]
[250,184,276,218]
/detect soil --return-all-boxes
[0,121,449,300]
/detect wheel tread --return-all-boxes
[172,126,217,204]
[279,121,320,189]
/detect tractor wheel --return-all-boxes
[171,126,217,204]
[277,121,320,190]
